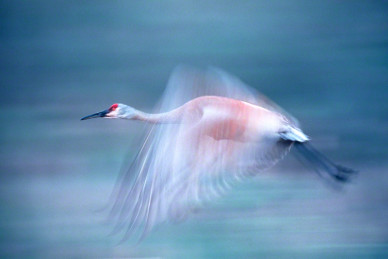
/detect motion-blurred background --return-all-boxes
[1,1,387,258]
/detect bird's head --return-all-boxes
[81,103,137,120]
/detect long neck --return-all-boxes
[126,107,184,124]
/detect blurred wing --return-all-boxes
[109,66,295,240]
[159,65,299,126]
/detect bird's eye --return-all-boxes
[110,103,118,111]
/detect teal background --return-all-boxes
[0,1,387,258]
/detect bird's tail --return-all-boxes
[293,142,357,183]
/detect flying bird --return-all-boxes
[81,66,356,240]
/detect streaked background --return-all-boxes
[1,1,387,258]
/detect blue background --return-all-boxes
[1,1,387,258]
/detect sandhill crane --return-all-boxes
[81,66,355,240]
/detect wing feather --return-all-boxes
[108,66,296,240]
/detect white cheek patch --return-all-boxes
[106,109,118,118]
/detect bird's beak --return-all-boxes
[81,109,109,120]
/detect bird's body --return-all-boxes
[133,96,287,142]
[81,66,355,241]
[189,96,285,143]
